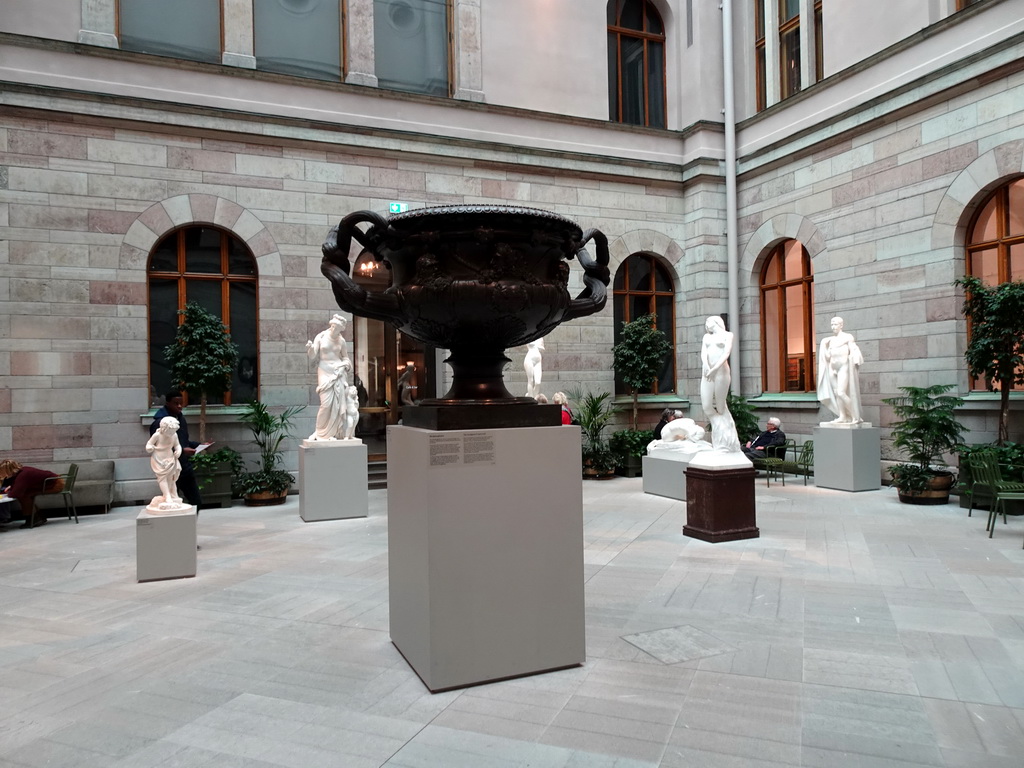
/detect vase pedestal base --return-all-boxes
[684,463,758,543]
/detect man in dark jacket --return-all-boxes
[149,391,203,508]
[742,417,786,460]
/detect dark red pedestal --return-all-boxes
[683,465,759,542]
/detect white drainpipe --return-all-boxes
[721,0,740,393]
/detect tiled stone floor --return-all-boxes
[2,478,1024,767]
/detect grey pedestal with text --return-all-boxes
[813,425,881,492]
[387,424,585,692]
[299,440,368,522]
[136,506,197,582]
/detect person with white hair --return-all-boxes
[741,417,786,460]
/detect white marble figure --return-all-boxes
[524,338,544,399]
[342,384,360,440]
[307,314,352,440]
[647,417,713,456]
[145,416,185,510]
[397,362,417,406]
[700,315,742,453]
[817,316,866,426]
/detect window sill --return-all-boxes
[957,392,1024,411]
[139,405,252,426]
[746,393,821,410]
[611,395,690,410]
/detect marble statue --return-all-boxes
[647,417,713,456]
[700,316,742,453]
[342,384,360,440]
[307,314,352,440]
[397,362,417,406]
[817,316,866,425]
[524,338,544,399]
[146,416,185,509]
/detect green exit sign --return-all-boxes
[389,202,408,213]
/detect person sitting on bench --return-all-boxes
[742,418,786,460]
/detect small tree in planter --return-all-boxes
[235,401,304,505]
[954,276,1024,445]
[567,387,618,478]
[882,384,966,504]
[611,313,672,475]
[164,301,239,443]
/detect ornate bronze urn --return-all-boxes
[321,205,609,416]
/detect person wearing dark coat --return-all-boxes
[741,417,786,460]
[149,391,203,508]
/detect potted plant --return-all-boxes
[882,384,966,504]
[609,428,653,478]
[611,313,673,429]
[954,276,1024,445]
[190,446,244,508]
[567,387,618,479]
[164,301,239,442]
[235,401,303,506]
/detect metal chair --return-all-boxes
[42,463,78,524]
[753,440,791,487]
[966,452,1024,541]
[795,440,814,485]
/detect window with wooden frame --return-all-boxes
[254,0,343,81]
[754,0,766,111]
[965,177,1024,390]
[148,226,259,405]
[118,0,222,63]
[760,240,814,392]
[374,0,452,96]
[778,0,801,100]
[957,0,984,9]
[814,0,823,82]
[607,0,667,128]
[612,254,676,395]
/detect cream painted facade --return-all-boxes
[0,0,1021,501]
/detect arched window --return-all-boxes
[965,177,1024,390]
[607,0,666,128]
[760,240,814,392]
[612,253,676,395]
[148,226,259,405]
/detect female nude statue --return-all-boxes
[524,338,544,399]
[700,316,742,453]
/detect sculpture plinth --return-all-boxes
[684,464,759,543]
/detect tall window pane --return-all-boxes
[760,241,814,392]
[148,226,259,405]
[254,0,342,81]
[374,0,451,96]
[965,178,1024,390]
[607,0,667,128]
[612,253,676,395]
[119,0,221,63]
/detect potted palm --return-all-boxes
[882,384,966,504]
[567,387,618,479]
[190,446,244,508]
[235,401,303,506]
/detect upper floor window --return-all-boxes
[613,254,676,395]
[148,226,259,405]
[754,0,766,111]
[374,0,451,96]
[957,0,984,8]
[254,0,342,81]
[778,0,801,100]
[814,0,823,82]
[607,0,667,128]
[118,0,221,63]
[760,240,814,392]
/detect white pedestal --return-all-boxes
[813,425,881,492]
[387,424,585,692]
[299,439,368,522]
[643,453,697,500]
[136,506,196,582]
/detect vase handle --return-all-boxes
[321,210,404,324]
[563,227,611,322]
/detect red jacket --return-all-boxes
[3,466,60,500]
